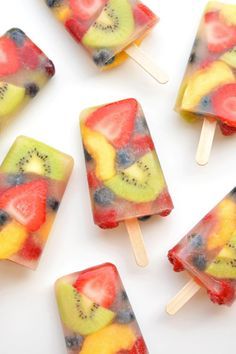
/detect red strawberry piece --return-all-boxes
[0,179,48,232]
[19,40,41,70]
[65,17,88,42]
[73,263,118,308]
[19,236,42,260]
[133,3,158,27]
[87,170,101,189]
[130,337,148,354]
[94,208,119,229]
[131,135,155,154]
[69,0,106,21]
[208,280,235,305]
[44,59,55,77]
[212,83,236,127]
[0,37,20,76]
[219,122,236,136]
[85,99,138,149]
[168,245,185,272]
[205,11,236,53]
[153,191,174,217]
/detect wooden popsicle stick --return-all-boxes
[196,118,217,166]
[166,279,200,315]
[125,44,169,84]
[125,218,149,268]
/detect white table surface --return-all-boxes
[0,0,236,353]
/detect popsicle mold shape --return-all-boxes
[0,136,73,269]
[55,263,149,353]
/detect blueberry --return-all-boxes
[117,149,135,168]
[7,174,25,186]
[25,83,40,98]
[138,215,152,222]
[0,210,10,226]
[47,197,60,212]
[192,254,207,271]
[189,52,197,64]
[117,310,135,324]
[188,234,203,248]
[7,28,26,47]
[135,117,148,134]
[93,49,115,67]
[94,188,114,206]
[121,290,128,302]
[46,0,61,7]
[65,335,83,350]
[230,187,236,198]
[200,96,211,111]
[84,148,92,162]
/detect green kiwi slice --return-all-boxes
[1,136,72,181]
[56,282,115,336]
[104,152,165,203]
[82,0,135,49]
[221,47,236,68]
[206,233,236,279]
[0,82,25,117]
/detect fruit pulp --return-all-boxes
[80,98,173,229]
[0,136,73,270]
[176,2,236,135]
[45,0,158,69]
[0,28,55,123]
[168,188,236,306]
[55,263,149,353]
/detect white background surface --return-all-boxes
[0,0,236,353]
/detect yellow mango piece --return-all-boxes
[81,126,116,181]
[80,324,136,354]
[181,61,235,111]
[207,199,236,250]
[0,221,28,259]
[220,4,236,26]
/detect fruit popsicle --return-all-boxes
[0,136,73,270]
[167,188,236,314]
[55,263,149,353]
[80,98,173,266]
[0,28,55,125]
[45,0,168,83]
[175,2,236,165]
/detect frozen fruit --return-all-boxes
[19,236,42,260]
[25,82,40,97]
[212,83,236,127]
[0,220,27,259]
[0,210,10,226]
[94,208,119,229]
[47,197,60,211]
[6,28,26,47]
[56,281,115,335]
[0,37,19,76]
[65,334,83,350]
[85,99,137,149]
[65,18,88,43]
[0,179,47,232]
[93,49,115,66]
[94,187,114,206]
[117,310,135,324]
[116,149,135,168]
[69,0,106,21]
[0,83,25,116]
[73,263,118,308]
[133,3,157,26]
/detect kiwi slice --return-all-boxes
[1,136,73,181]
[82,0,135,49]
[104,152,165,203]
[0,82,25,117]
[56,281,115,336]
[206,233,236,279]
[221,47,236,69]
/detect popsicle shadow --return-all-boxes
[0,260,30,289]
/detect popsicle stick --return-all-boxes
[125,44,169,84]
[196,118,217,166]
[125,218,149,268]
[166,279,200,315]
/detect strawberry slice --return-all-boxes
[130,338,148,354]
[0,179,48,232]
[19,236,42,260]
[133,3,158,27]
[212,83,236,127]
[205,11,236,53]
[0,37,20,76]
[131,134,155,153]
[85,99,138,148]
[69,0,106,21]
[73,263,118,308]
[219,122,236,136]
[19,40,41,70]
[65,17,88,42]
[94,208,119,229]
